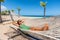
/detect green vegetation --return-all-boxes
[0,0,4,2]
[11,10,14,12]
[1,10,9,15]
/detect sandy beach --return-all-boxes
[0,15,60,40]
[1,0,60,40]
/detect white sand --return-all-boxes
[0,15,60,40]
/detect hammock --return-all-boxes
[19,24,60,40]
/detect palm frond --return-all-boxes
[11,10,14,12]
[40,1,46,7]
[17,7,21,11]
[0,0,4,2]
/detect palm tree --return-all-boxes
[0,0,4,23]
[17,7,21,17]
[8,10,14,21]
[11,10,14,12]
[5,10,8,13]
[1,10,9,15]
[40,1,47,18]
[4,10,8,15]
[11,10,14,15]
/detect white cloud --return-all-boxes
[1,5,7,11]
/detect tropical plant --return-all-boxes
[0,0,4,23]
[17,7,21,17]
[0,0,4,2]
[1,10,9,15]
[5,10,8,13]
[1,11,6,15]
[11,10,14,12]
[4,10,9,15]
[8,10,14,21]
[40,1,47,18]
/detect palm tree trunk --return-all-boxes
[9,11,14,21]
[18,10,20,17]
[0,2,2,23]
[44,7,46,18]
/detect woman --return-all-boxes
[12,20,49,31]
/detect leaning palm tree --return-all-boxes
[0,0,4,23]
[40,1,47,18]
[17,7,21,17]
[8,10,14,21]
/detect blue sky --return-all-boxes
[2,0,60,16]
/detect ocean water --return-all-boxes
[22,15,53,17]
[21,15,53,19]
